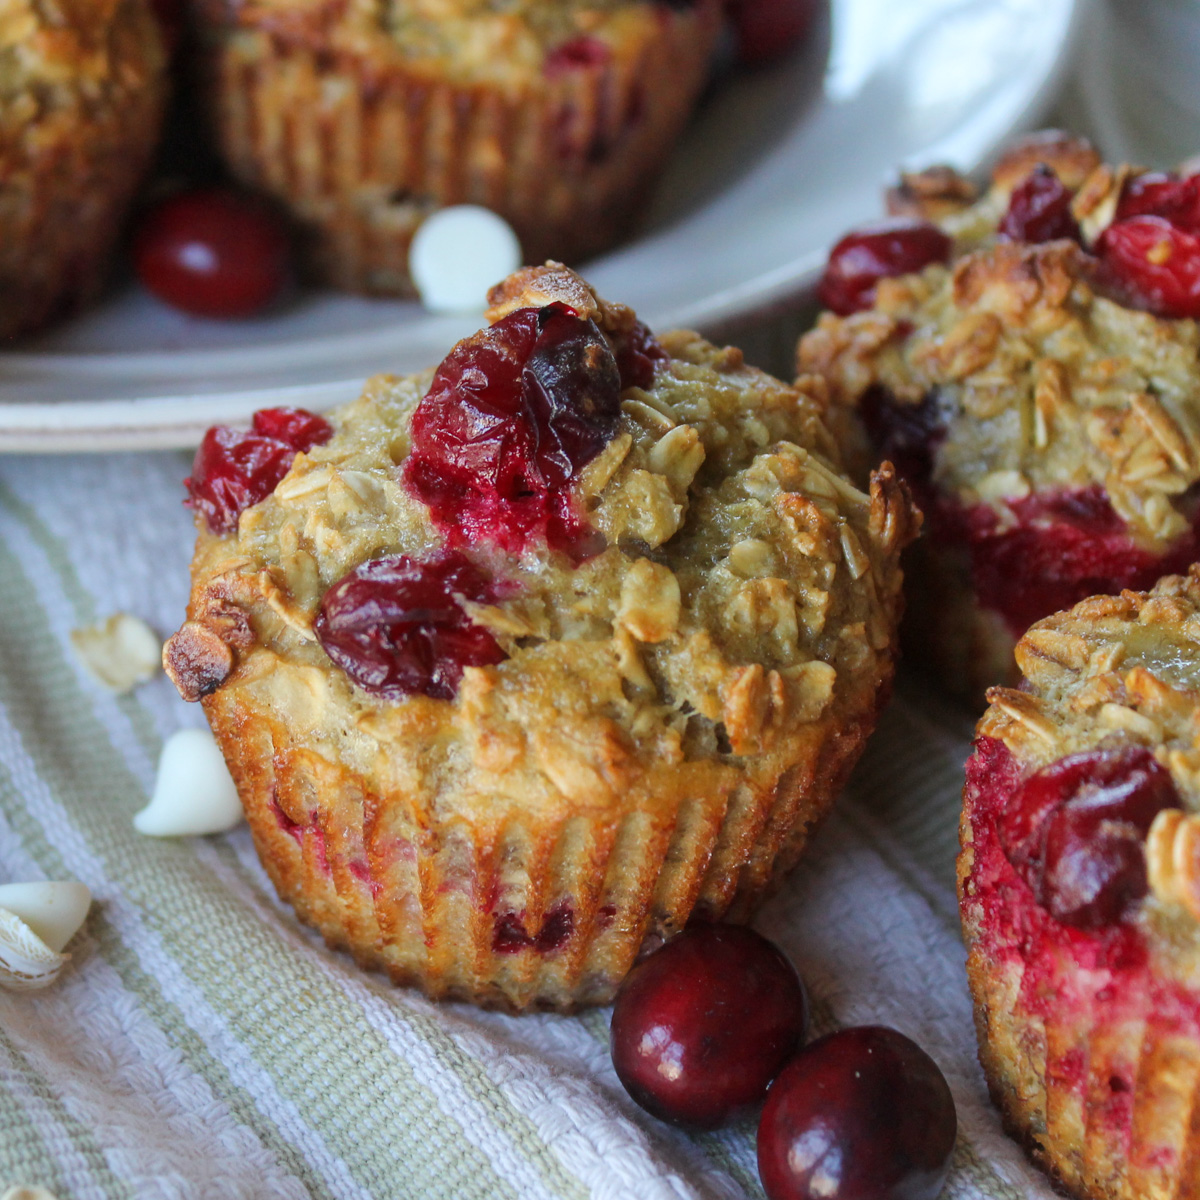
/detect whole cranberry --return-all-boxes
[403,303,626,557]
[1000,744,1178,929]
[610,924,809,1129]
[818,220,952,316]
[134,187,290,318]
[185,406,333,534]
[1096,215,1200,320]
[727,0,818,65]
[998,165,1080,245]
[757,1026,957,1200]
[314,551,506,701]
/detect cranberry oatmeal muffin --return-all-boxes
[191,0,722,294]
[0,0,168,339]
[163,264,918,1011]
[960,566,1200,1199]
[799,132,1200,701]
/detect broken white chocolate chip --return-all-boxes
[135,729,243,837]
[0,882,90,954]
[70,613,161,693]
[0,907,73,992]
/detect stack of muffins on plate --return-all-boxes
[4,0,723,336]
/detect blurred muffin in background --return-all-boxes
[191,0,723,294]
[0,0,168,340]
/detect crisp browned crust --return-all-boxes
[170,267,917,1009]
[960,567,1200,1198]
[191,1,722,293]
[0,0,168,339]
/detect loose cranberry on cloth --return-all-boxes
[757,1026,957,1200]
[610,924,809,1129]
[184,406,333,534]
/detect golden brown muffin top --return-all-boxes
[798,135,1200,552]
[981,567,1200,954]
[203,0,712,88]
[167,266,918,832]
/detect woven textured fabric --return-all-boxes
[0,450,1055,1199]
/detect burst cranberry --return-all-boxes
[1117,171,1200,234]
[818,220,952,316]
[313,551,505,702]
[403,304,623,557]
[757,1026,956,1200]
[999,165,1080,245]
[134,187,290,318]
[185,406,333,534]
[1096,216,1200,319]
[610,924,809,1129]
[962,486,1200,637]
[727,0,817,65]
[612,319,668,392]
[1000,745,1178,929]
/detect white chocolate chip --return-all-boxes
[70,613,161,693]
[0,908,70,992]
[135,729,243,837]
[0,882,90,953]
[410,205,523,314]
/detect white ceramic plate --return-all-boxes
[0,0,1082,453]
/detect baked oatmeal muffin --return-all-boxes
[163,264,918,1011]
[960,566,1200,1200]
[0,0,168,339]
[799,132,1200,702]
[190,0,722,294]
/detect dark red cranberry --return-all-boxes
[999,165,1080,245]
[727,0,817,65]
[962,486,1200,637]
[1000,745,1178,929]
[545,35,611,76]
[1117,171,1200,234]
[313,551,506,702]
[185,406,333,534]
[403,304,622,557]
[1096,216,1200,319]
[492,902,575,954]
[612,319,668,392]
[134,187,290,318]
[610,924,809,1129]
[818,220,952,316]
[858,386,945,510]
[757,1026,956,1200]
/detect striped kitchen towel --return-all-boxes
[0,450,1053,1199]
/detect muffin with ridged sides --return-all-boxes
[961,566,1200,1199]
[164,264,918,1011]
[0,0,168,339]
[800,132,1200,703]
[191,0,722,294]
